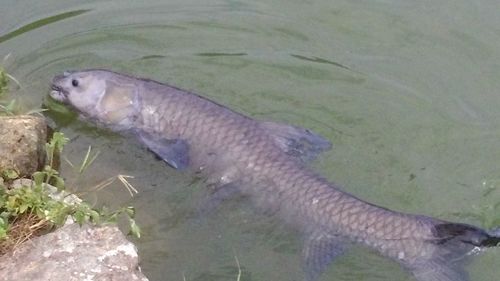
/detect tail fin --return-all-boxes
[434,223,500,248]
[409,222,500,281]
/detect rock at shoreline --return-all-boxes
[0,116,47,178]
[0,115,149,281]
[0,222,149,281]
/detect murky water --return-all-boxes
[2,1,500,280]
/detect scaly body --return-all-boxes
[50,69,500,281]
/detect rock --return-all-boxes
[0,117,149,281]
[0,116,47,178]
[0,223,149,281]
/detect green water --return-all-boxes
[2,1,500,280]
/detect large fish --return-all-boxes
[50,69,500,281]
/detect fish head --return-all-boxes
[50,70,106,111]
[50,69,139,128]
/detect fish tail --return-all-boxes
[433,222,500,248]
[409,222,500,281]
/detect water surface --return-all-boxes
[1,1,500,280]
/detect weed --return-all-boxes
[0,66,16,116]
[0,130,141,255]
[0,67,7,96]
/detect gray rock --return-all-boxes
[0,117,149,281]
[0,116,47,178]
[0,223,149,281]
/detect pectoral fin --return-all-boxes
[302,232,346,281]
[138,131,189,169]
[260,121,332,162]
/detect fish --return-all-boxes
[49,69,500,281]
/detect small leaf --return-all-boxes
[89,210,101,224]
[54,176,65,190]
[73,210,86,225]
[125,206,136,217]
[0,223,7,239]
[128,218,141,238]
[19,203,29,214]
[7,196,18,211]
[2,169,18,180]
[33,171,45,187]
[106,212,118,223]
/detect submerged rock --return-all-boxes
[0,116,47,178]
[0,222,149,281]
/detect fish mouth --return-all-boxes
[49,83,68,102]
[49,72,74,102]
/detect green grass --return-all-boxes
[0,131,141,255]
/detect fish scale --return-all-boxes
[50,69,500,281]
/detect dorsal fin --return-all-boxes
[260,121,332,162]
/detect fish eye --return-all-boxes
[71,79,79,87]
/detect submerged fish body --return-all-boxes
[50,69,499,281]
